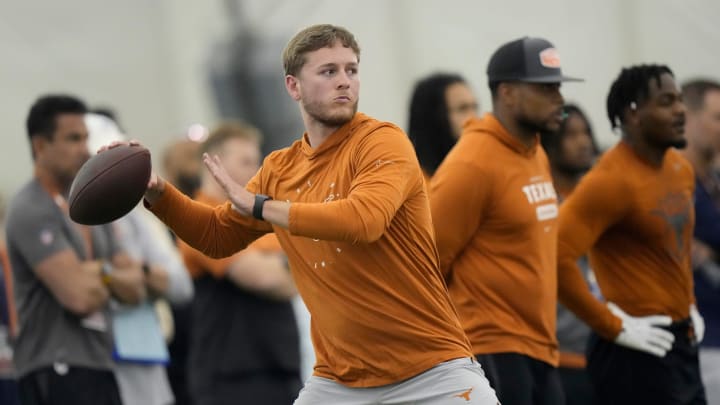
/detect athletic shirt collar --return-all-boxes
[34,165,67,207]
[617,139,669,171]
[301,113,372,160]
[465,113,539,157]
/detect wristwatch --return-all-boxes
[253,194,272,220]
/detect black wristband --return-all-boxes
[253,194,272,220]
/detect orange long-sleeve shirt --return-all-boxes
[557,141,695,339]
[431,113,560,366]
[177,191,282,279]
[149,113,472,387]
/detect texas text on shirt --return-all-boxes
[431,113,560,366]
[557,140,695,337]
[148,112,473,387]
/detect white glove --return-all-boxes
[608,302,675,358]
[690,304,705,344]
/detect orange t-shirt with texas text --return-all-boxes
[148,113,472,387]
[557,141,695,339]
[431,113,560,366]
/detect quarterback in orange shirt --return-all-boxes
[109,25,498,405]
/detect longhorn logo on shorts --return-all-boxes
[453,386,473,401]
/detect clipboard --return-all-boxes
[112,301,169,365]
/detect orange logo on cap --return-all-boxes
[539,48,561,68]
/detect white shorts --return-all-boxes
[294,357,498,404]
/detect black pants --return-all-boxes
[193,372,302,405]
[167,303,193,405]
[18,366,122,405]
[586,319,707,405]
[558,366,595,405]
[476,352,565,405]
[0,378,20,405]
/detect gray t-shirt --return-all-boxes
[6,179,117,377]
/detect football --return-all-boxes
[68,145,152,225]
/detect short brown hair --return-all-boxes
[201,121,262,157]
[282,24,360,76]
[682,79,720,112]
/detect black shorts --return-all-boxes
[586,319,707,405]
[18,365,122,405]
[557,366,595,405]
[476,352,565,405]
[192,371,302,405]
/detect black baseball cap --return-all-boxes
[487,37,583,84]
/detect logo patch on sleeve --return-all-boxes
[39,229,54,246]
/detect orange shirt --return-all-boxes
[558,141,695,339]
[149,113,472,387]
[177,192,282,279]
[431,113,560,366]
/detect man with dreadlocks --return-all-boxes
[556,64,707,404]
